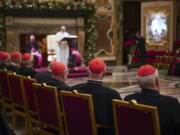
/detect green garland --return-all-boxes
[0,1,96,64]
[84,12,96,64]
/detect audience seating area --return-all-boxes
[0,69,161,135]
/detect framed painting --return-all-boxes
[141,1,174,50]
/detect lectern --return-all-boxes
[47,34,78,66]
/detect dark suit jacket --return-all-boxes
[34,71,52,84]
[72,80,121,128]
[124,89,180,135]
[26,41,39,53]
[18,66,37,78]
[0,64,9,70]
[46,78,71,91]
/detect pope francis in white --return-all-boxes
[56,26,70,65]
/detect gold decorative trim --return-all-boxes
[112,99,161,135]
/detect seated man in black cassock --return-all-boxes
[8,51,22,73]
[26,34,42,67]
[18,53,37,78]
[45,62,71,91]
[0,52,11,70]
[26,34,39,53]
[124,65,180,135]
[72,58,121,135]
[34,62,53,84]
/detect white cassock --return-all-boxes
[56,31,70,65]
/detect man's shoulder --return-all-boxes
[101,85,119,94]
[57,82,71,91]
[124,92,141,101]
[71,83,87,90]
[35,71,51,76]
[159,94,179,103]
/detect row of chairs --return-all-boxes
[0,69,161,135]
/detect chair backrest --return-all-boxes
[32,83,64,134]
[21,76,36,113]
[112,99,161,135]
[7,72,24,107]
[0,69,11,100]
[60,90,98,135]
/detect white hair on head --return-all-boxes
[1,54,10,64]
[136,69,159,87]
[88,67,106,77]
[11,54,22,64]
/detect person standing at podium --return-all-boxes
[56,26,70,65]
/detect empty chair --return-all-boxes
[0,69,12,116]
[32,83,64,135]
[21,76,37,135]
[7,72,28,132]
[112,99,161,135]
[60,90,106,135]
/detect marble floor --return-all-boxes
[67,66,180,101]
[5,66,180,135]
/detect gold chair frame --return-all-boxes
[112,99,161,135]
[21,76,38,135]
[7,72,29,132]
[33,83,65,135]
[0,69,13,117]
[60,90,99,135]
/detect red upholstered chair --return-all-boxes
[0,69,12,115]
[32,83,64,135]
[7,72,28,132]
[112,99,161,135]
[21,76,38,135]
[60,90,98,135]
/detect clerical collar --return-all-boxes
[11,63,19,67]
[87,79,103,84]
[142,89,160,94]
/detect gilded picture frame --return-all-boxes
[141,1,174,50]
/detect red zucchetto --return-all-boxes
[136,65,156,77]
[88,58,106,74]
[11,51,21,59]
[1,52,10,60]
[22,53,32,61]
[51,62,66,75]
[0,51,4,58]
